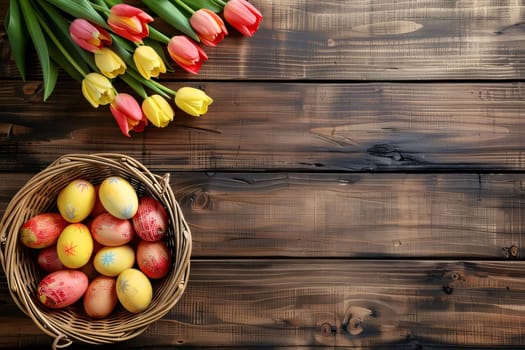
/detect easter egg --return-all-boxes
[57,223,93,269]
[20,213,68,249]
[37,270,88,309]
[93,245,135,277]
[91,213,135,246]
[37,245,65,273]
[116,268,152,313]
[132,196,168,241]
[83,276,118,319]
[98,176,138,220]
[136,240,172,279]
[57,179,96,223]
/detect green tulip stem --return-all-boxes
[212,0,227,7]
[147,77,177,96]
[148,26,170,44]
[34,10,88,77]
[174,0,195,14]
[125,69,173,98]
[90,2,110,15]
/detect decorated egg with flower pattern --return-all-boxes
[98,176,138,219]
[57,179,96,223]
[93,245,135,277]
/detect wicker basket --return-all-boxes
[0,153,192,348]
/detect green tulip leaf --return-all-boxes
[120,72,148,99]
[48,41,84,82]
[19,0,56,100]
[103,0,122,7]
[111,35,136,68]
[5,0,28,81]
[46,60,59,101]
[43,0,108,28]
[142,0,200,42]
[178,0,223,13]
[37,1,93,73]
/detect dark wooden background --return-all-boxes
[1,0,525,348]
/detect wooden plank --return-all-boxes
[2,260,525,348]
[1,172,524,259]
[1,0,524,81]
[1,81,525,172]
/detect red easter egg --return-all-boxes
[91,213,134,246]
[136,240,172,279]
[20,213,68,249]
[37,245,65,273]
[37,270,89,308]
[132,197,168,241]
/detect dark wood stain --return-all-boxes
[1,0,525,348]
[1,81,525,171]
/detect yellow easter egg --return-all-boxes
[93,245,135,277]
[98,176,138,219]
[57,179,96,223]
[116,268,153,313]
[56,223,94,269]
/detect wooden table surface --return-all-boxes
[1,0,525,349]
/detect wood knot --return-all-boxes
[319,323,336,337]
[347,317,364,336]
[503,245,520,259]
[342,306,372,337]
[191,190,211,210]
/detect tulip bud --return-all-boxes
[81,73,116,108]
[142,95,174,128]
[190,9,228,47]
[70,19,112,53]
[95,48,127,78]
[108,4,153,43]
[175,87,213,117]
[110,93,147,137]
[224,0,263,37]
[167,36,208,74]
[133,46,166,80]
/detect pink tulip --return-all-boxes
[190,9,228,47]
[69,19,112,53]
[167,36,208,74]
[110,93,148,137]
[108,4,154,43]
[223,0,263,37]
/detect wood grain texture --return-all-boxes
[3,260,525,349]
[1,81,525,172]
[1,0,525,348]
[1,0,524,81]
[1,172,524,259]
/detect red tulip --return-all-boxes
[69,19,112,53]
[223,0,263,37]
[190,9,228,47]
[108,4,154,43]
[167,36,208,74]
[110,93,148,137]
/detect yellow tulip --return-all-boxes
[94,48,126,78]
[142,95,174,127]
[175,87,213,117]
[81,73,116,108]
[133,45,166,80]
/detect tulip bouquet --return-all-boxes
[5,0,262,137]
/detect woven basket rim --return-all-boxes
[0,153,192,347]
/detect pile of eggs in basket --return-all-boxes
[20,176,171,319]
